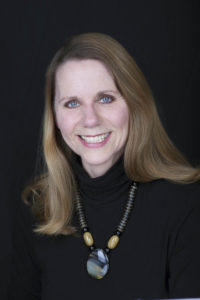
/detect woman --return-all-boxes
[9,32,200,299]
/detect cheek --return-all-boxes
[111,106,129,130]
[55,112,75,137]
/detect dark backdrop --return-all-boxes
[1,1,199,298]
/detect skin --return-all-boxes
[54,59,129,178]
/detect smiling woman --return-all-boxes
[9,33,200,299]
[54,59,129,177]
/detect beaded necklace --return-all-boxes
[76,181,138,279]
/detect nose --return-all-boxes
[81,104,101,128]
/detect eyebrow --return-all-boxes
[57,90,121,103]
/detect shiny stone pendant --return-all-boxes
[87,248,109,279]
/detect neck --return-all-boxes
[71,153,131,207]
[81,155,123,178]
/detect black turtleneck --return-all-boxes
[71,155,133,247]
[72,155,132,206]
[8,157,200,299]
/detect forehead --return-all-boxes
[55,59,117,98]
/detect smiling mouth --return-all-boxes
[79,132,111,143]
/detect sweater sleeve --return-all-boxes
[8,201,41,300]
[168,187,200,297]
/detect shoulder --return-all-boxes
[138,179,200,221]
[13,199,38,238]
[140,179,200,204]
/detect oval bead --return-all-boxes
[83,232,94,246]
[107,235,119,249]
[87,249,109,279]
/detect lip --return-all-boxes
[78,132,111,148]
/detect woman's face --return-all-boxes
[54,59,129,177]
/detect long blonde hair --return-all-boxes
[23,32,200,235]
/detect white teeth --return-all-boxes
[80,133,110,143]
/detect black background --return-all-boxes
[1,1,199,298]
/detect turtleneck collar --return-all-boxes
[71,155,132,207]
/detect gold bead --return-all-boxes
[107,235,119,249]
[83,232,94,246]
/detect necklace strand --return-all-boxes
[76,181,138,279]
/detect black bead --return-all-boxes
[82,227,89,233]
[89,245,95,251]
[105,247,111,254]
[116,230,122,236]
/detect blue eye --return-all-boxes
[99,96,113,103]
[65,100,79,108]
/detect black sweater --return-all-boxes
[8,157,200,299]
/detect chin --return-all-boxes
[81,152,118,169]
[83,155,109,166]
